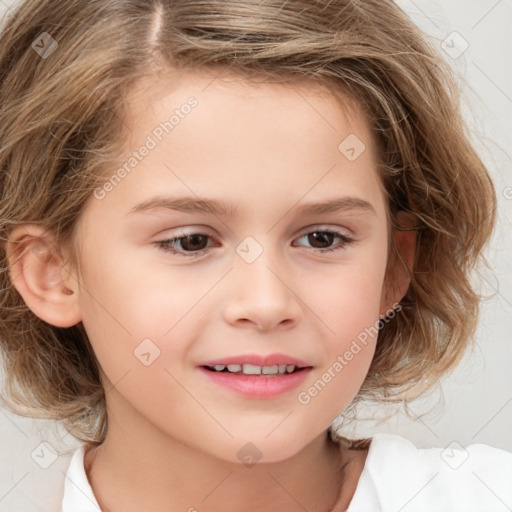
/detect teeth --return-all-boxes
[243,364,261,375]
[208,364,298,375]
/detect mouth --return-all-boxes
[201,363,308,376]
[197,354,313,398]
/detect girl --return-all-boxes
[1,0,510,511]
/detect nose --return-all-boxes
[222,250,302,331]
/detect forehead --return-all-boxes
[125,69,370,142]
[120,70,377,173]
[82,69,386,229]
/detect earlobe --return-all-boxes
[380,211,417,316]
[6,225,82,327]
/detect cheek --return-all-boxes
[75,244,176,381]
[300,245,386,409]
[297,284,381,425]
[76,240,221,395]
[77,240,187,334]
[309,244,388,336]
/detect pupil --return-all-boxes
[309,232,333,248]
[182,234,208,251]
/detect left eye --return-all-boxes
[154,228,354,258]
[293,229,353,253]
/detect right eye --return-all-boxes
[154,233,216,258]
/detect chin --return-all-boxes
[207,432,314,466]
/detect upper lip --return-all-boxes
[199,353,313,368]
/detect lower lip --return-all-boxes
[198,367,312,398]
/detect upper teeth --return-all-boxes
[211,364,297,375]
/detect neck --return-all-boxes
[84,392,360,512]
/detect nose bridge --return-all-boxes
[239,251,286,299]
[223,236,301,330]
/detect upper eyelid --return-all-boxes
[159,225,354,246]
[157,223,354,238]
[160,224,355,241]
[296,225,352,236]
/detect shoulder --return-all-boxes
[347,433,512,512]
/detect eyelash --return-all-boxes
[154,228,354,259]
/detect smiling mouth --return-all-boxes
[201,363,309,376]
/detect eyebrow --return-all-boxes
[127,195,377,217]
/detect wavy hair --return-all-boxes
[0,0,497,444]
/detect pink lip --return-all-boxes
[198,353,312,368]
[197,353,313,399]
[198,366,312,398]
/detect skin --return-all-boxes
[7,71,416,511]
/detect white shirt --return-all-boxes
[61,433,512,512]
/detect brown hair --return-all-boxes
[0,0,497,444]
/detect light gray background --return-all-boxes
[0,1,511,510]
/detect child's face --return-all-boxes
[70,71,406,462]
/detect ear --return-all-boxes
[6,225,82,327]
[380,211,417,317]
